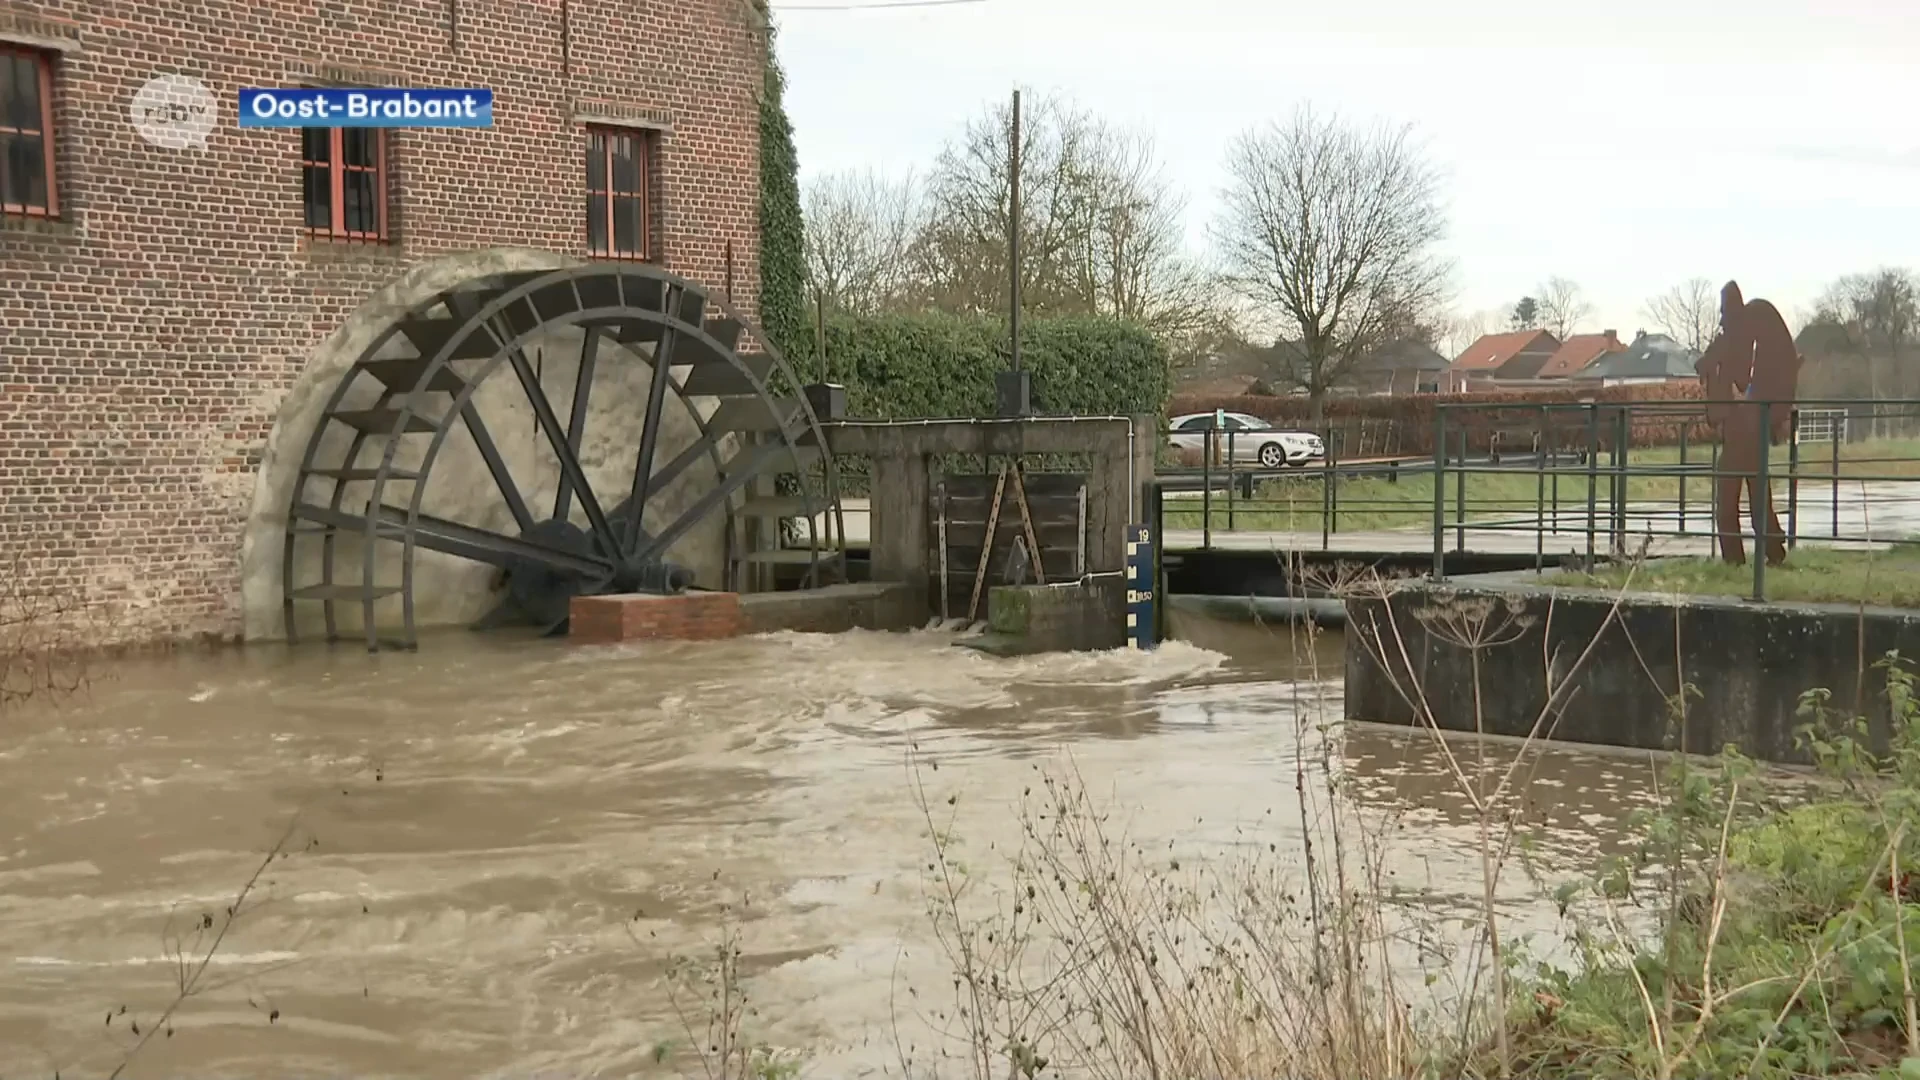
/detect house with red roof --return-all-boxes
[1446,329,1561,388]
[1536,330,1628,379]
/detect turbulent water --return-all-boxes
[0,616,1670,1078]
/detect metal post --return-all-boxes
[1787,407,1800,550]
[1454,426,1467,554]
[1534,408,1546,572]
[1584,405,1599,570]
[1754,402,1771,602]
[1225,428,1236,529]
[1431,408,1447,581]
[1008,89,1022,374]
[1328,432,1341,539]
[1832,432,1842,538]
[1550,421,1560,537]
[1320,442,1333,552]
[1201,427,1213,550]
[936,481,950,623]
[1611,407,1629,557]
[1678,419,1689,534]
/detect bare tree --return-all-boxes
[1535,276,1593,339]
[911,91,1218,349]
[1436,308,1500,358]
[802,168,922,316]
[1815,267,1920,357]
[1211,106,1449,424]
[1809,268,1920,425]
[1641,277,1719,353]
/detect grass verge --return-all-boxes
[1550,545,1920,607]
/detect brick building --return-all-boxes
[0,0,769,645]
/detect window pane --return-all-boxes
[303,164,331,229]
[585,133,605,193]
[302,126,330,163]
[610,135,639,194]
[612,195,641,255]
[344,169,375,233]
[2,132,44,210]
[586,195,607,252]
[0,54,14,128]
[8,54,41,132]
[15,132,42,208]
[343,128,376,168]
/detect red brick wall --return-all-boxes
[0,0,767,644]
[570,591,746,644]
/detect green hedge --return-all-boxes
[794,312,1170,419]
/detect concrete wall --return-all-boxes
[739,583,923,635]
[1345,581,1920,765]
[826,414,1157,626]
[971,578,1127,656]
[241,250,730,642]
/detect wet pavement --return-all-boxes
[0,616,1687,1077]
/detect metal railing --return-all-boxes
[1156,399,1920,603]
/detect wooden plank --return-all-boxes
[939,472,1087,500]
[937,494,1081,522]
[938,548,1078,578]
[937,510,1081,534]
[934,520,1081,551]
[934,558,1079,608]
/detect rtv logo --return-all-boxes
[130,74,216,149]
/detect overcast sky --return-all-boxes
[773,0,1917,345]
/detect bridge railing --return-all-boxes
[1157,398,1920,604]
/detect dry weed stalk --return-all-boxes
[1326,546,1653,1074]
[94,813,317,1080]
[645,890,802,1080]
[894,555,1451,1080]
[0,553,103,713]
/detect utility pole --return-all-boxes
[1009,87,1022,373]
[995,87,1031,417]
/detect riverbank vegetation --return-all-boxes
[641,559,1920,1078]
[911,569,1920,1078]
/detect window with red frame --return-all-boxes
[301,125,388,241]
[586,127,652,260]
[0,45,57,218]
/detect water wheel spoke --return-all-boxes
[627,438,792,567]
[458,402,536,534]
[552,326,602,523]
[501,332,621,560]
[621,287,685,554]
[283,263,843,651]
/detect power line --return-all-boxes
[772,0,983,10]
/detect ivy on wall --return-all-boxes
[757,24,808,362]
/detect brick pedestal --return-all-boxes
[568,592,746,644]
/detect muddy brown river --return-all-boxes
[0,616,1671,1078]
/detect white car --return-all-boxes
[1167,411,1325,469]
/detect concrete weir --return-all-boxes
[1343,575,1920,766]
[824,415,1158,653]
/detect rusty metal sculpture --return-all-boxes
[1695,280,1802,567]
